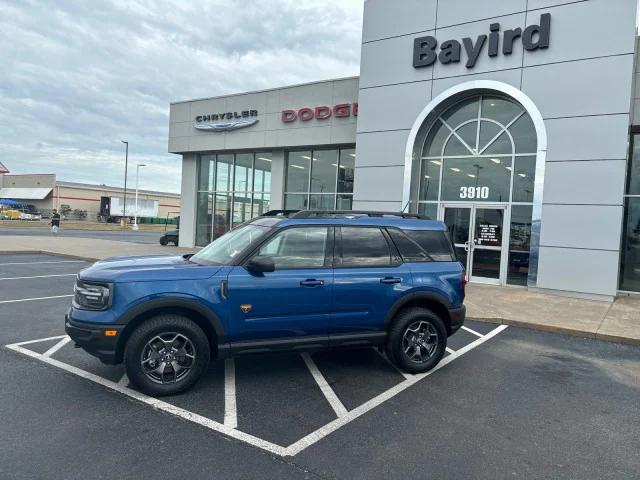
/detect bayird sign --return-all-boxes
[413,13,551,69]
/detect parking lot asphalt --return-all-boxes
[1,253,638,480]
[0,227,163,244]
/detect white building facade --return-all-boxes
[169,0,640,301]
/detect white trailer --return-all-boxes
[104,196,159,221]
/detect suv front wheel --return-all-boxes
[386,308,447,374]
[124,315,210,396]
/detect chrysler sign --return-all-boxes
[413,13,551,69]
[194,110,259,132]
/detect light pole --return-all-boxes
[121,141,129,227]
[133,163,146,231]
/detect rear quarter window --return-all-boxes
[388,228,456,262]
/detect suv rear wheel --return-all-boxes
[386,308,447,374]
[124,315,210,396]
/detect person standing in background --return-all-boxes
[50,209,61,235]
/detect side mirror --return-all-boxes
[246,256,275,274]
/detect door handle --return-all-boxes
[380,277,402,284]
[300,279,324,287]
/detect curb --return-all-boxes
[593,332,640,347]
[469,317,640,347]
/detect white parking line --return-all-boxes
[445,347,456,354]
[461,326,483,337]
[0,274,77,281]
[372,348,413,380]
[286,324,509,456]
[224,359,238,429]
[4,342,288,457]
[5,324,508,457]
[8,334,67,346]
[301,352,349,418]
[0,294,73,304]
[118,374,129,387]
[42,336,71,357]
[0,260,87,266]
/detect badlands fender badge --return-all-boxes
[240,304,252,314]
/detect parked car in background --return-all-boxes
[159,229,179,246]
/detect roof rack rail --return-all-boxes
[290,210,428,220]
[261,210,301,217]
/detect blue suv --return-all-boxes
[65,211,466,396]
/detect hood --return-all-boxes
[78,255,222,283]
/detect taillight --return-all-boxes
[461,271,468,293]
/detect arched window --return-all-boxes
[412,93,538,286]
[416,95,537,217]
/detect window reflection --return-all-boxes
[196,152,272,246]
[234,154,253,194]
[512,156,536,203]
[440,157,511,202]
[286,151,311,193]
[195,193,213,246]
[508,205,533,286]
[284,147,355,211]
[619,134,640,292]
[311,150,338,194]
[216,155,233,192]
[620,198,640,292]
[284,194,308,210]
[198,156,215,191]
[419,159,441,201]
[481,96,523,127]
[338,149,355,194]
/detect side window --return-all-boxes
[340,227,392,267]
[256,227,329,269]
[388,229,430,262]
[390,229,455,262]
[259,234,282,257]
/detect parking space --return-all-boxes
[0,254,86,301]
[0,254,504,455]
[7,306,502,456]
[1,253,638,479]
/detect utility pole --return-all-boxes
[121,140,129,227]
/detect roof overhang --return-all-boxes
[0,187,52,200]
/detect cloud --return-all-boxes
[0,0,364,193]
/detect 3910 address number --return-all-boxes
[459,186,489,199]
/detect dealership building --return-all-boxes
[169,0,640,301]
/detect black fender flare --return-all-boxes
[383,291,452,328]
[118,297,225,341]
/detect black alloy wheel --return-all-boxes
[125,315,210,396]
[386,308,447,374]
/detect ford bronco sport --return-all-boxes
[66,210,466,396]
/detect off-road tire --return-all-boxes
[386,308,447,374]
[124,315,210,396]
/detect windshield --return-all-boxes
[190,224,271,265]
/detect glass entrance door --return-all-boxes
[443,205,507,285]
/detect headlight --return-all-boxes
[73,279,113,310]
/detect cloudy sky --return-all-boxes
[0,0,365,193]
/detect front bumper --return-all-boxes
[448,305,466,336]
[65,313,124,364]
